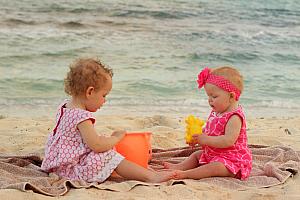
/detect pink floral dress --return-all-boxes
[199,105,252,180]
[41,100,124,183]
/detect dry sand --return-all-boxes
[0,114,299,200]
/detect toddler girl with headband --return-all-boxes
[41,58,174,183]
[164,66,252,180]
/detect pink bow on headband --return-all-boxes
[197,67,210,88]
[197,67,241,100]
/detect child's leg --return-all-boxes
[173,161,235,180]
[164,150,201,170]
[115,159,174,183]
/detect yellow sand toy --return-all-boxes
[185,115,205,144]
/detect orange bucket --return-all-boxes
[115,132,152,168]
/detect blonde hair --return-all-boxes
[210,66,244,92]
[64,58,113,96]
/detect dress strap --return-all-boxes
[52,105,65,136]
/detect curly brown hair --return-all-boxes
[211,66,244,93]
[64,58,113,96]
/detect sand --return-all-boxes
[0,114,299,200]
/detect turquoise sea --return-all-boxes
[0,0,299,118]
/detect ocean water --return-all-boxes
[0,0,300,118]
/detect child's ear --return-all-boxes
[229,92,236,101]
[86,86,95,97]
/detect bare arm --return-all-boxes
[77,119,125,153]
[196,115,242,148]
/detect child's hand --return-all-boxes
[187,134,200,147]
[196,133,209,146]
[111,130,126,140]
[189,133,208,146]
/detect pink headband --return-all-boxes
[197,67,241,100]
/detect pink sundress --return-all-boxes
[41,100,124,182]
[199,105,252,180]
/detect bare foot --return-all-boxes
[173,170,186,180]
[150,171,176,183]
[163,162,182,170]
[157,168,174,172]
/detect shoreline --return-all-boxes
[1,103,300,119]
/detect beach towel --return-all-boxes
[0,145,299,196]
